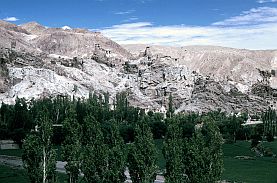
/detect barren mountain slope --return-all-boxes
[19,22,132,59]
[0,27,34,52]
[20,22,47,35]
[32,31,131,58]
[0,20,29,34]
[1,20,277,114]
[123,44,277,90]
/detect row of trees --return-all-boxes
[15,92,223,183]
[21,104,156,183]
[22,108,223,183]
[0,93,145,145]
[1,94,275,147]
[0,92,276,182]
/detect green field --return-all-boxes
[0,164,67,183]
[0,146,62,160]
[1,140,277,182]
[0,165,28,183]
[0,148,23,157]
[222,141,277,183]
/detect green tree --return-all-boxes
[104,119,126,183]
[11,98,32,146]
[12,98,30,129]
[262,108,276,140]
[0,102,14,139]
[163,117,187,183]
[184,119,223,183]
[38,109,56,183]
[166,93,174,118]
[103,92,110,121]
[76,98,86,125]
[226,115,242,143]
[81,114,109,183]
[22,133,43,183]
[115,92,128,121]
[22,108,56,183]
[62,105,82,183]
[149,113,166,139]
[128,118,157,183]
[201,119,224,182]
[184,129,206,183]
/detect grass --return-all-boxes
[223,157,277,183]
[222,141,277,183]
[0,164,68,183]
[0,146,62,160]
[0,164,28,183]
[0,149,23,157]
[222,141,256,157]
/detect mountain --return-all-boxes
[0,20,29,34]
[20,22,47,35]
[0,20,276,114]
[19,22,132,58]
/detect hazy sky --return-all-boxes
[1,0,277,49]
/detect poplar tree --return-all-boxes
[38,109,56,183]
[262,108,276,140]
[166,93,174,118]
[81,114,109,183]
[105,119,126,183]
[184,119,223,183]
[22,108,56,183]
[163,117,187,183]
[128,118,157,183]
[62,105,82,183]
[22,133,43,183]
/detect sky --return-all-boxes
[1,0,277,49]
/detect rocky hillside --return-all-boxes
[123,44,277,91]
[0,20,276,114]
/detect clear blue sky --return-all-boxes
[0,0,275,28]
[1,0,277,49]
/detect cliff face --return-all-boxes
[0,20,276,114]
